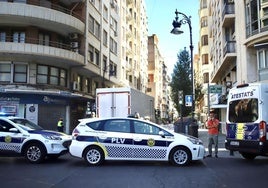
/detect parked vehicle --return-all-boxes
[0,117,72,163]
[96,87,155,121]
[225,82,268,160]
[69,117,205,166]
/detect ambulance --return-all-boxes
[225,82,268,159]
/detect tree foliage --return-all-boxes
[170,48,192,117]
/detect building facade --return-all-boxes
[0,0,174,131]
[199,0,268,124]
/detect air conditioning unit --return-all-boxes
[70,42,78,48]
[69,33,78,40]
[73,81,79,91]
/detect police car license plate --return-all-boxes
[230,141,239,146]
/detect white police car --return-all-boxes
[0,117,72,163]
[70,117,205,166]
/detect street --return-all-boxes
[1,129,268,188]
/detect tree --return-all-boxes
[170,48,192,117]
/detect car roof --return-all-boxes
[78,117,153,124]
[77,117,173,132]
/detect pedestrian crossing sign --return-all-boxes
[185,95,192,107]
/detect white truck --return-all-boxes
[96,87,155,121]
[225,82,268,160]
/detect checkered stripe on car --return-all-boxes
[105,145,167,159]
[106,145,133,158]
[132,147,166,159]
[0,143,21,153]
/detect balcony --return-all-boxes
[211,41,236,82]
[222,3,235,27]
[0,2,85,36]
[0,37,84,67]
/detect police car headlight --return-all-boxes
[187,137,203,145]
[42,134,62,140]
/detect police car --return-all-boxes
[0,117,72,163]
[69,117,205,166]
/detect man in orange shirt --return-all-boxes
[206,111,220,158]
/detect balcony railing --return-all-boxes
[1,36,80,53]
[3,1,84,22]
[223,41,236,56]
[222,3,235,19]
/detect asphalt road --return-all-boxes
[1,129,268,188]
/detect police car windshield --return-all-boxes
[10,119,43,130]
[228,98,258,123]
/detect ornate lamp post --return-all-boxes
[171,9,195,120]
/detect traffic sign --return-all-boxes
[210,85,222,94]
[185,95,192,107]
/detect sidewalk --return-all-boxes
[198,128,241,158]
[161,124,240,158]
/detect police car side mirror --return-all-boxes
[159,131,165,138]
[9,128,19,133]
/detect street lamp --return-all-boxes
[171,9,195,120]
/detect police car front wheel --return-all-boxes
[24,143,46,164]
[83,146,104,165]
[169,146,191,166]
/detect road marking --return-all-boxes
[205,148,227,151]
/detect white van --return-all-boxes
[225,82,268,160]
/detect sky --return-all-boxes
[145,0,200,75]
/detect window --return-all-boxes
[13,31,25,43]
[133,121,160,135]
[202,54,209,64]
[37,65,67,86]
[201,17,208,28]
[89,15,94,34]
[110,37,117,54]
[50,67,59,85]
[201,35,208,46]
[103,55,107,71]
[60,69,67,87]
[89,14,101,39]
[228,99,258,123]
[37,65,48,84]
[88,45,94,62]
[203,73,209,83]
[0,32,6,42]
[103,120,130,133]
[39,33,50,46]
[77,75,82,91]
[0,120,15,132]
[95,22,100,39]
[14,64,27,83]
[85,78,92,93]
[110,16,118,32]
[0,63,11,82]
[200,0,207,9]
[109,61,117,76]
[95,49,100,66]
[103,30,108,46]
[86,121,102,131]
[103,6,108,21]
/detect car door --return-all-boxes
[132,120,173,160]
[98,119,133,159]
[0,119,26,155]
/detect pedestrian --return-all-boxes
[57,118,64,133]
[206,111,220,158]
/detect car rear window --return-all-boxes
[86,121,102,130]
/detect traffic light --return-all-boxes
[178,90,183,104]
